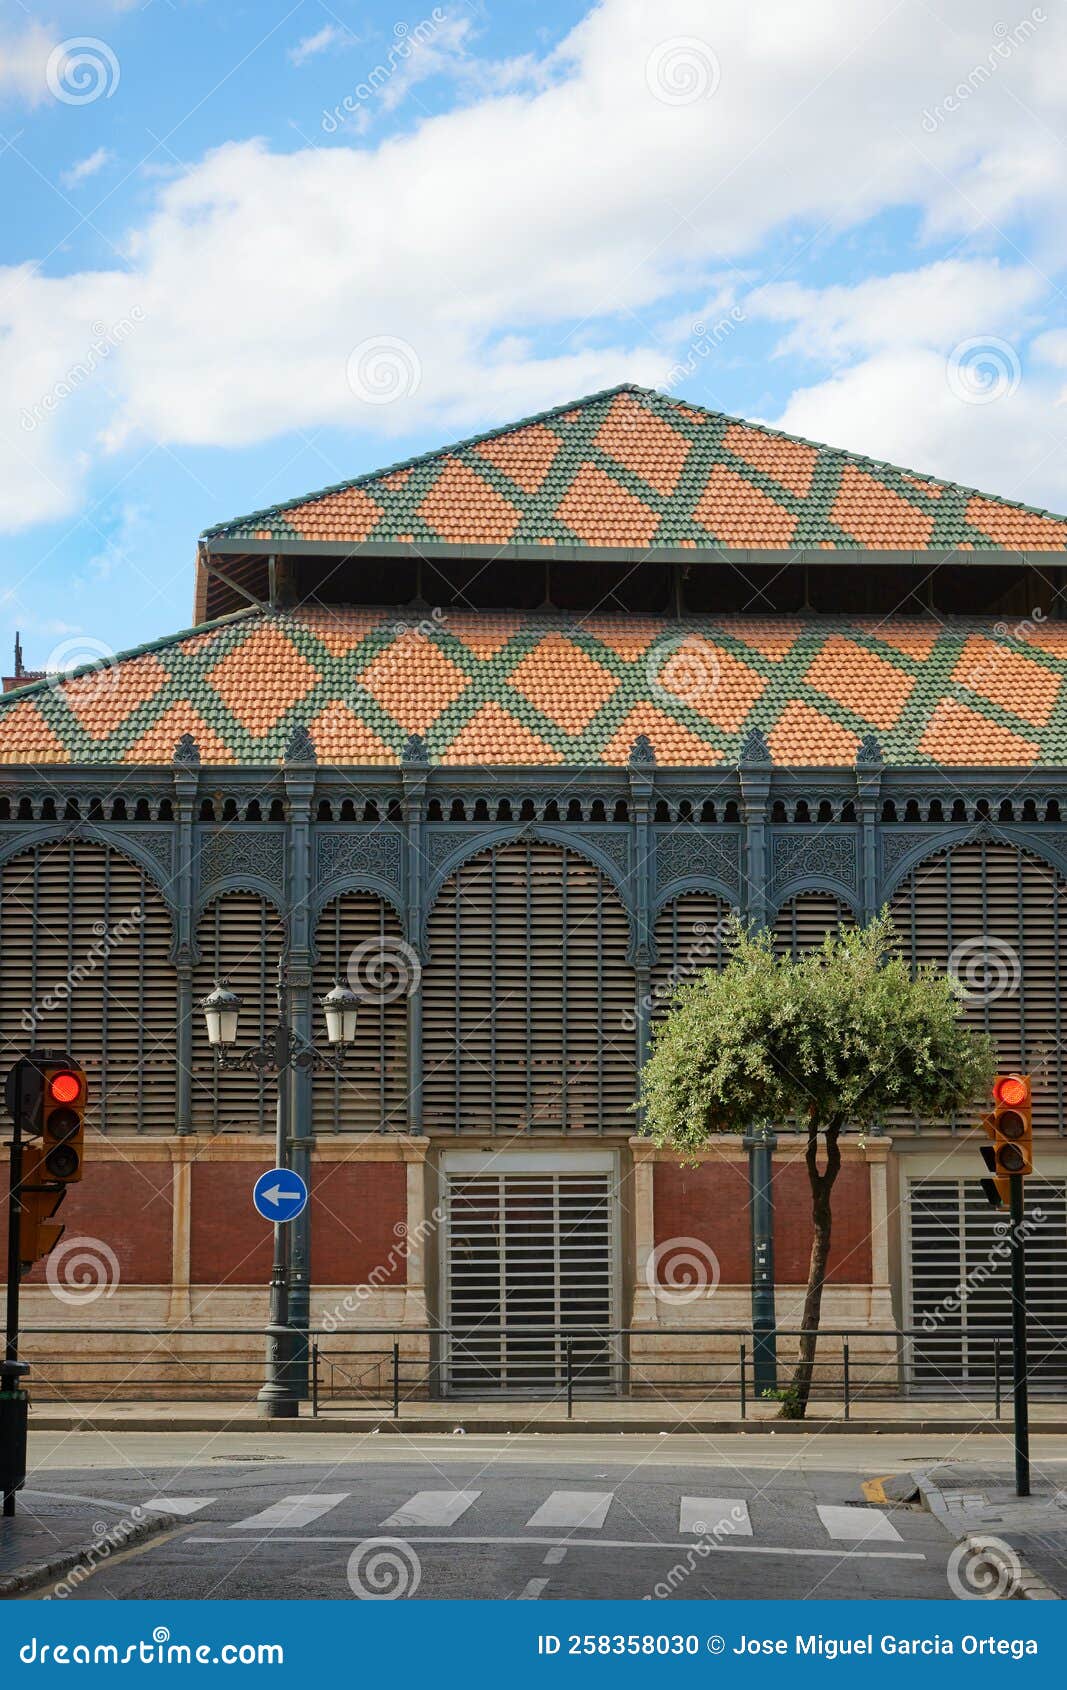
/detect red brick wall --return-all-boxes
[652,1158,872,1284]
[0,1161,172,1284]
[188,1160,408,1286]
[190,1162,273,1286]
[311,1162,407,1284]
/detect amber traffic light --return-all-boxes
[979,1074,1033,1207]
[40,1062,86,1184]
[16,1145,66,1272]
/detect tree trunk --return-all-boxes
[779,1117,843,1419]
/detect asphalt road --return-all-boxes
[20,1435,969,1601]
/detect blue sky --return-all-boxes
[1,0,1066,667]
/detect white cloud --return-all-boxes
[60,146,115,189]
[0,22,57,107]
[749,261,1044,361]
[289,24,353,67]
[4,0,1067,528]
[771,347,1067,511]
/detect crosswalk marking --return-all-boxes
[144,1497,213,1517]
[230,1494,348,1530]
[518,1577,549,1599]
[816,1504,902,1543]
[525,1491,613,1530]
[679,1497,752,1537]
[381,1490,481,1528]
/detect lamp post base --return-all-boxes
[258,1322,299,1418]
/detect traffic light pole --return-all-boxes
[2,1062,28,1517]
[1009,1171,1030,1498]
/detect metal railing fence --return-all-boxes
[13,1322,1067,1417]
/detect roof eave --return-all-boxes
[201,535,1067,567]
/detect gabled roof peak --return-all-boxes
[203,383,1067,559]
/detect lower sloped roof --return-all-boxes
[0,606,1064,767]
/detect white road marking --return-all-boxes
[229,1494,348,1530]
[381,1490,481,1527]
[144,1497,213,1517]
[526,1490,613,1530]
[189,1533,924,1561]
[817,1504,903,1543]
[543,1546,567,1565]
[679,1497,752,1536]
[518,1577,549,1599]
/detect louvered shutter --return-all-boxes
[651,891,731,1018]
[0,839,177,1132]
[191,892,286,1133]
[889,842,1066,1132]
[772,890,855,957]
[423,841,635,1132]
[311,894,408,1133]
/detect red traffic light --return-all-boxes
[48,1070,81,1105]
[993,1074,1029,1108]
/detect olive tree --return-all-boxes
[637,912,994,1418]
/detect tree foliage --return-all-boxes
[638,911,995,1149]
[638,910,996,1418]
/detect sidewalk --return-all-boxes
[0,1493,177,1598]
[916,1462,1067,1600]
[25,1396,1067,1435]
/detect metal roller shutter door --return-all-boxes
[442,1167,618,1395]
[906,1175,1067,1391]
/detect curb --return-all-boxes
[0,1511,178,1600]
[28,1414,1056,1435]
[914,1470,1061,1602]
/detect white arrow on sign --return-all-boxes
[261,1182,303,1208]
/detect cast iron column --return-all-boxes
[738,730,777,1370]
[282,729,316,1394]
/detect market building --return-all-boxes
[1,383,1066,1400]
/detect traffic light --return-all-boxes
[16,1145,66,1272]
[979,1074,1033,1208]
[39,1061,87,1183]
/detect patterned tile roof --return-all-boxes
[203,385,1067,556]
[3,605,1067,768]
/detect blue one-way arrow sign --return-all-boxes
[252,1167,308,1223]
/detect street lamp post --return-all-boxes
[199,965,358,1417]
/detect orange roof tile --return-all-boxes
[831,465,935,549]
[918,699,1040,765]
[357,632,469,733]
[803,634,916,730]
[509,633,620,732]
[950,634,1062,727]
